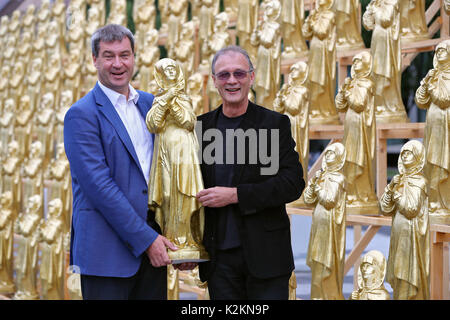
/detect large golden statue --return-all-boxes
[349,250,391,300]
[415,40,450,224]
[303,0,340,125]
[34,92,55,168]
[46,143,72,233]
[0,191,15,295]
[335,51,379,214]
[251,0,282,109]
[202,12,231,110]
[399,0,429,43]
[280,0,308,59]
[333,0,365,50]
[1,141,22,222]
[39,198,66,300]
[380,140,430,300]
[146,58,208,262]
[363,0,408,123]
[173,21,196,82]
[305,142,346,300]
[236,0,259,62]
[186,72,205,115]
[274,61,310,184]
[22,141,44,219]
[13,195,42,300]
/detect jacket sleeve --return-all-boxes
[236,115,305,215]
[64,105,158,257]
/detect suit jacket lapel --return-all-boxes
[93,84,142,170]
[136,95,155,146]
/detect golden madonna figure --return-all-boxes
[173,21,196,82]
[335,51,379,214]
[303,0,340,125]
[380,140,430,300]
[333,0,365,50]
[236,0,259,62]
[22,141,44,219]
[0,191,15,295]
[399,0,429,43]
[251,0,282,109]
[13,195,42,300]
[363,0,408,123]
[146,58,208,263]
[39,198,66,300]
[349,250,391,300]
[187,72,204,116]
[0,98,14,156]
[415,40,450,224]
[305,142,346,300]
[137,29,160,93]
[274,61,310,185]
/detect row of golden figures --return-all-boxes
[306,140,430,300]
[0,0,444,116]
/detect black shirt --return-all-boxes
[214,111,244,250]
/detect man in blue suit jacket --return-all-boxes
[64,24,179,299]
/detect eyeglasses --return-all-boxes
[213,69,253,81]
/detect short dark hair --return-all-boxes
[91,24,135,57]
[211,45,254,74]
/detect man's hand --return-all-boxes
[146,235,178,267]
[196,187,238,208]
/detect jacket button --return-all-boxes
[142,189,148,194]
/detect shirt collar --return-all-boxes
[98,81,140,107]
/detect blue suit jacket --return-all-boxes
[64,83,158,277]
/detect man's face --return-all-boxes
[93,37,135,96]
[212,51,254,107]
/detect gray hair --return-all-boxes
[211,45,254,74]
[91,24,135,57]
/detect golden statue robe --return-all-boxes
[380,140,430,300]
[13,196,42,300]
[274,61,309,184]
[363,0,408,123]
[305,142,346,300]
[281,0,308,58]
[252,0,282,109]
[146,59,207,261]
[335,52,378,214]
[39,199,65,300]
[333,0,365,50]
[22,142,44,219]
[303,0,339,124]
[399,0,429,42]
[415,40,450,222]
[236,0,259,61]
[1,142,22,222]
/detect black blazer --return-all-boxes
[197,101,305,281]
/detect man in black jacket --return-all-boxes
[196,45,304,299]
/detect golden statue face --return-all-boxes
[163,65,178,81]
[436,47,450,64]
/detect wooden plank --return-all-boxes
[344,225,381,275]
[377,122,425,139]
[431,231,444,299]
[309,125,343,140]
